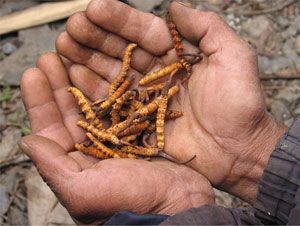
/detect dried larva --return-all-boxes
[109,43,137,96]
[136,84,179,117]
[112,90,136,111]
[127,99,144,117]
[75,143,109,159]
[156,95,168,149]
[77,120,120,145]
[138,62,182,86]
[166,13,183,57]
[85,133,137,159]
[68,87,95,120]
[118,120,150,137]
[99,77,132,111]
[121,145,159,156]
[86,133,121,158]
[107,117,136,135]
[121,145,194,164]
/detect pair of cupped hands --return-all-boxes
[20,0,287,224]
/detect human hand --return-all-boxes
[56,0,287,203]
[19,53,214,224]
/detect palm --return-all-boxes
[54,0,271,189]
[165,46,267,185]
[21,48,214,223]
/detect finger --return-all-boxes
[86,0,173,56]
[56,32,143,83]
[66,12,157,74]
[19,135,81,193]
[69,64,109,101]
[169,2,250,56]
[36,53,85,144]
[21,68,74,151]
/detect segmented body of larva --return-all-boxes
[109,43,137,96]
[68,87,95,120]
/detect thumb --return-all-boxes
[169,1,247,56]
[19,135,81,187]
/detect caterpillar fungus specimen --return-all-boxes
[75,143,109,160]
[77,120,120,145]
[109,43,137,96]
[68,87,95,120]
[166,12,183,57]
[86,133,137,159]
[97,76,132,111]
[70,25,197,164]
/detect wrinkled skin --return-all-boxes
[20,0,286,224]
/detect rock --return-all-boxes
[270,100,291,122]
[214,189,235,208]
[25,169,74,225]
[282,39,298,57]
[258,55,299,76]
[242,16,272,38]
[0,127,22,161]
[127,0,164,12]
[2,43,17,55]
[275,87,300,102]
[282,15,300,39]
[295,35,300,55]
[277,16,290,28]
[226,13,242,32]
[0,24,64,85]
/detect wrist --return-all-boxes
[220,113,287,203]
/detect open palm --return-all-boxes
[20,50,214,224]
[54,0,286,203]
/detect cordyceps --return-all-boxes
[69,14,200,165]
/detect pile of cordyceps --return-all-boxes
[68,14,200,164]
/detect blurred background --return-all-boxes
[0,0,299,225]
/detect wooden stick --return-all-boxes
[0,0,91,35]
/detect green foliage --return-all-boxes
[0,86,14,102]
[21,126,31,136]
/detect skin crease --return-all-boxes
[20,0,288,224]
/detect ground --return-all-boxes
[0,0,299,224]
